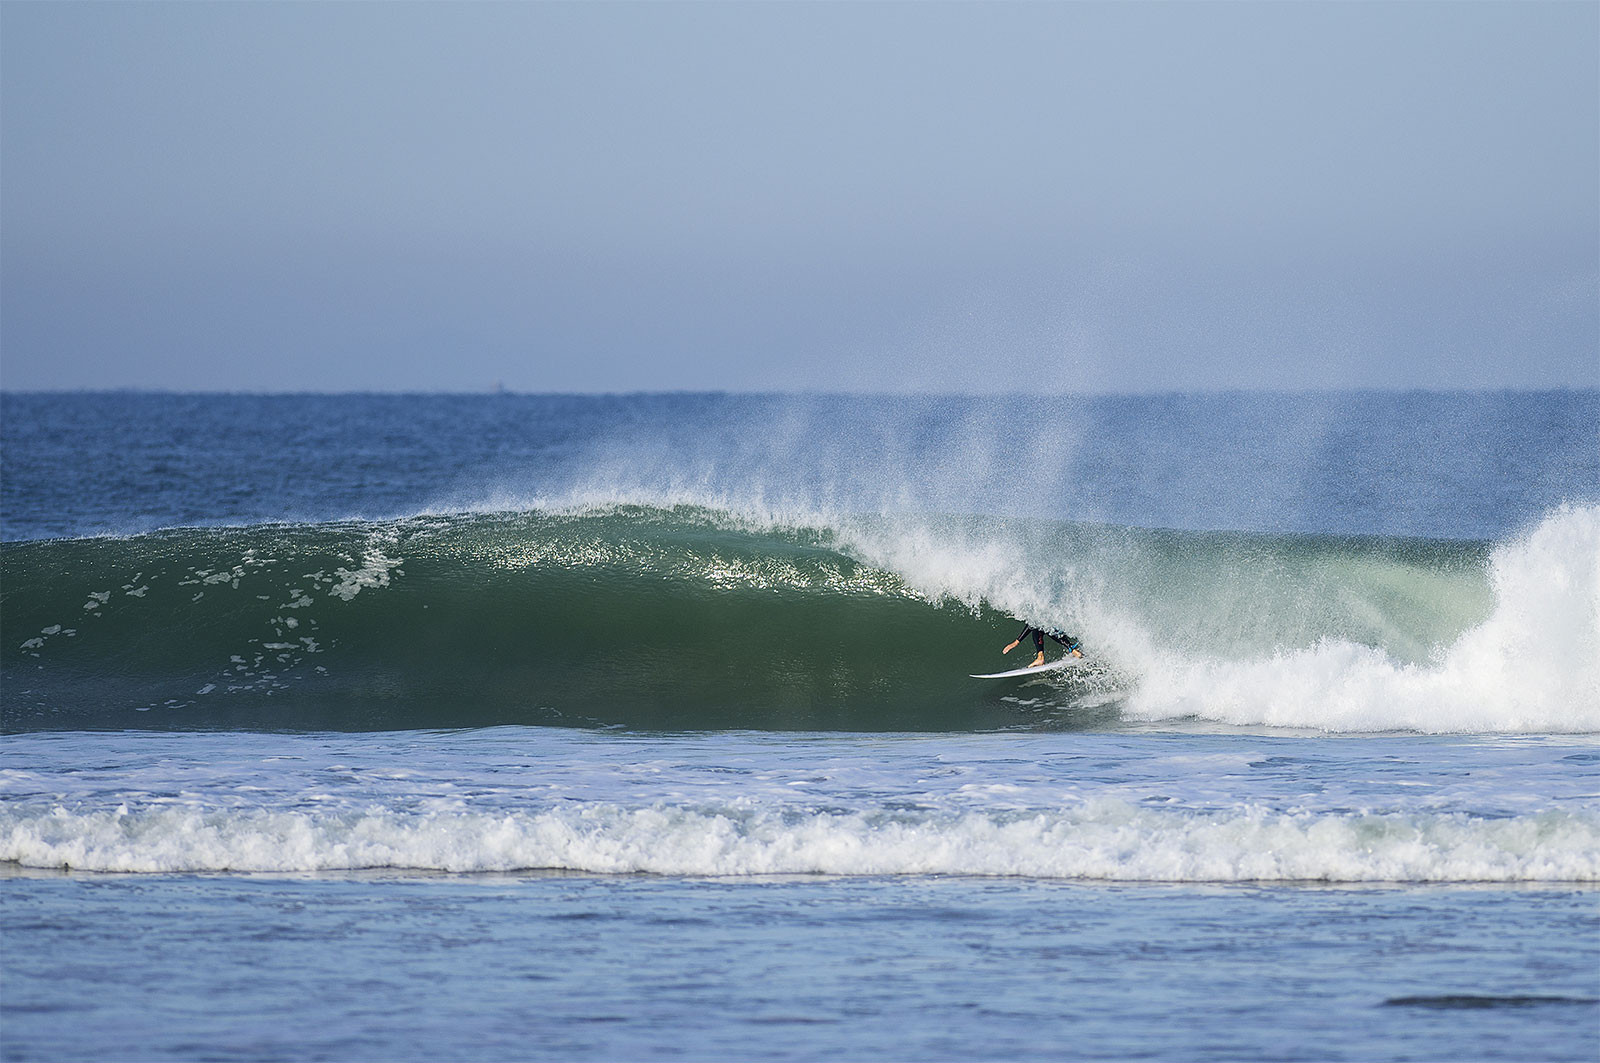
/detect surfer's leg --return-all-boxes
[1049,631,1083,657]
[1032,631,1045,667]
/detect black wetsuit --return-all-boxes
[1017,624,1081,655]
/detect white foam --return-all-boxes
[1122,506,1600,733]
[4,800,1595,881]
[326,532,404,601]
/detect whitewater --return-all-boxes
[5,728,1597,881]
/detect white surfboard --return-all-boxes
[969,656,1082,680]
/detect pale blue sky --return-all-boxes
[2,1,1595,393]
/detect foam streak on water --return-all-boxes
[5,729,1596,881]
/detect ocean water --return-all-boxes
[2,390,1598,1061]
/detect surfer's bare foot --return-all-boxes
[1032,653,1045,667]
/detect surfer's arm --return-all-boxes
[1003,639,1020,654]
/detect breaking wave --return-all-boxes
[5,800,1595,882]
[2,502,1595,734]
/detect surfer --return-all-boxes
[1004,624,1082,669]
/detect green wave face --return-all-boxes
[2,508,1048,731]
[1,505,1499,733]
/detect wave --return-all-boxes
[2,502,1596,734]
[4,800,1595,881]
[1,506,1029,731]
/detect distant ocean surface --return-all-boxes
[3,390,1597,1062]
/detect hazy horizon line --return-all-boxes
[4,384,1596,400]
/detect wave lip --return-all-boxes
[6,801,1596,882]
